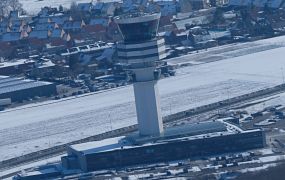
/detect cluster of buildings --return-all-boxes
[1,0,285,107]
[0,0,229,59]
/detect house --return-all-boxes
[29,30,49,39]
[92,2,105,15]
[8,19,28,33]
[77,3,93,12]
[0,32,22,42]
[9,11,20,20]
[106,20,121,41]
[49,29,65,39]
[228,0,285,9]
[9,10,33,23]
[62,20,86,33]
[179,0,207,12]
[48,29,67,46]
[38,7,59,17]
[156,0,179,16]
[159,15,173,27]
[84,17,109,34]
[0,43,15,58]
[37,15,71,25]
[49,15,72,26]
[92,2,119,16]
[0,27,7,34]
[188,26,215,47]
[34,22,59,31]
[174,15,213,30]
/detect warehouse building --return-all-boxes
[0,59,35,76]
[0,76,56,102]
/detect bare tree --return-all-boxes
[0,0,24,17]
[9,0,23,11]
[0,0,9,17]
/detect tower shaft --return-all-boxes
[115,13,166,137]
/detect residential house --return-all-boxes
[62,20,86,33]
[34,22,59,31]
[84,17,109,34]
[77,3,93,12]
[228,0,285,9]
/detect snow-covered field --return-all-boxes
[20,0,118,14]
[1,39,285,161]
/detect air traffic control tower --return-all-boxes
[115,12,166,136]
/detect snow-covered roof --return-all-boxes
[63,21,83,30]
[0,32,21,42]
[0,76,53,95]
[34,22,58,31]
[0,59,35,68]
[29,30,49,39]
[89,18,109,26]
[49,29,64,38]
[49,16,70,25]
[229,0,285,8]
[77,2,92,11]
[93,2,104,10]
[70,136,126,155]
[174,15,211,30]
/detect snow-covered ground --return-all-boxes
[0,155,63,179]
[20,0,119,14]
[1,42,285,161]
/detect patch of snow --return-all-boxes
[259,155,285,163]
[191,166,201,172]
[257,148,274,155]
[240,163,277,173]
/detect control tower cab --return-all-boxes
[115,12,166,136]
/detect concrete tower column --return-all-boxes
[115,13,166,137]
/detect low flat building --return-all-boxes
[14,121,265,179]
[0,76,56,102]
[0,59,35,76]
[62,120,265,172]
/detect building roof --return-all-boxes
[63,21,83,30]
[34,22,58,31]
[229,0,285,8]
[174,15,212,30]
[0,32,21,42]
[0,59,35,68]
[0,76,53,95]
[49,29,64,38]
[77,2,92,11]
[70,121,231,155]
[29,30,49,39]
[70,136,125,155]
[89,18,109,26]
